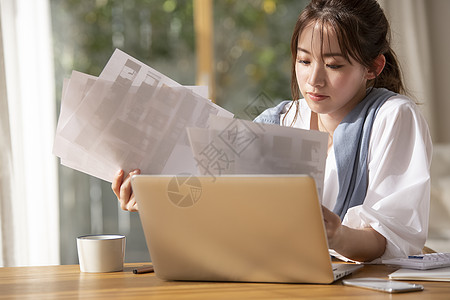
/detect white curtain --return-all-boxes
[378,0,435,135]
[379,0,450,143]
[0,4,14,267]
[379,0,450,252]
[0,0,59,266]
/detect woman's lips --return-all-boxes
[307,92,328,101]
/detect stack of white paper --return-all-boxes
[53,49,328,195]
[53,49,233,182]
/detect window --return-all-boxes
[50,0,307,264]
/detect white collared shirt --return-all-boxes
[281,95,432,259]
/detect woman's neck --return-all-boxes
[310,112,335,153]
[317,113,340,136]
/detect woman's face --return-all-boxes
[295,22,370,120]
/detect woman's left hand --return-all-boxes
[321,205,342,249]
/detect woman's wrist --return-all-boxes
[328,224,349,255]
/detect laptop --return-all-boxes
[131,174,362,284]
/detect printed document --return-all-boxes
[187,115,328,200]
[54,49,328,192]
[53,49,232,182]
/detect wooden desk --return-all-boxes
[0,263,449,299]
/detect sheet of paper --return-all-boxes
[53,71,115,179]
[187,115,328,200]
[54,72,211,176]
[54,49,232,182]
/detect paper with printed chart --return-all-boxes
[54,71,210,181]
[54,49,233,182]
[187,115,328,201]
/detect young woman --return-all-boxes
[113,0,432,262]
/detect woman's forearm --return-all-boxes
[329,225,387,262]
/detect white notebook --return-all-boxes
[389,267,450,282]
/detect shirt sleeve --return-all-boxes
[253,100,292,125]
[342,96,433,260]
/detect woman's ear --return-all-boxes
[366,54,386,80]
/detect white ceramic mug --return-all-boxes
[77,234,126,273]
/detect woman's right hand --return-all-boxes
[111,169,141,212]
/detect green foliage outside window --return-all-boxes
[51,0,307,116]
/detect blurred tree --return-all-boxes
[51,0,196,107]
[51,0,308,116]
[214,0,308,119]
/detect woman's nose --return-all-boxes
[307,64,325,87]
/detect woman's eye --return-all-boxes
[297,59,310,65]
[326,64,343,69]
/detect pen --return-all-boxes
[133,266,154,274]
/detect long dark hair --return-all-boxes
[290,0,405,101]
